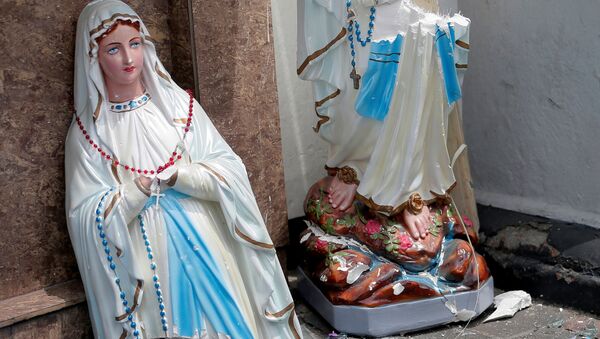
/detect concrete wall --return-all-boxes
[458,0,600,228]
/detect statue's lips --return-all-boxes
[123,66,136,73]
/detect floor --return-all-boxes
[292,273,600,339]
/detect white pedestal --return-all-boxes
[297,268,494,337]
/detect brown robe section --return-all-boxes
[328,263,401,304]
[358,280,440,307]
[316,250,372,289]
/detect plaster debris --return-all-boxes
[483,290,532,322]
[445,299,477,321]
[392,282,405,295]
[346,263,369,284]
[299,232,311,244]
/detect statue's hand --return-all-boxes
[139,175,152,191]
[328,175,357,211]
[157,166,178,192]
[402,205,431,240]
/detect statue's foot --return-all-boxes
[402,205,431,240]
[328,175,357,211]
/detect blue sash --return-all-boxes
[145,191,253,338]
[436,24,462,105]
[355,34,403,121]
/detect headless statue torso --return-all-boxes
[296,0,490,309]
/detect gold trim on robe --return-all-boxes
[111,160,122,184]
[173,118,189,124]
[89,13,140,36]
[355,181,458,216]
[265,302,294,319]
[288,309,301,339]
[235,227,275,249]
[455,40,470,49]
[93,91,102,122]
[198,163,230,187]
[297,28,347,75]
[313,88,341,133]
[115,280,143,321]
[155,61,171,83]
[104,191,121,220]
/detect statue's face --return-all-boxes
[97,23,144,90]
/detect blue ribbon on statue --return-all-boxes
[355,34,403,121]
[145,190,253,339]
[436,24,462,105]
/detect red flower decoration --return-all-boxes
[315,239,329,252]
[365,220,382,235]
[462,216,473,228]
[399,234,413,250]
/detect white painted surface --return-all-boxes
[271,0,459,219]
[271,0,462,218]
[458,0,600,227]
[271,0,328,218]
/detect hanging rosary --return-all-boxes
[346,0,376,89]
[74,89,195,175]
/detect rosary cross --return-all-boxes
[350,68,361,89]
[151,179,165,207]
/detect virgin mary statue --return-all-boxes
[65,1,301,338]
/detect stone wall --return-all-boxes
[190,0,289,246]
[0,0,172,302]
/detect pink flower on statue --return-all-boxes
[315,239,329,252]
[462,216,474,228]
[399,234,413,250]
[365,220,382,235]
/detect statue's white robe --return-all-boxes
[297,0,470,213]
[66,95,301,338]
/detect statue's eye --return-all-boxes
[130,41,141,49]
[107,47,119,55]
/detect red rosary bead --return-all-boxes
[74,90,195,175]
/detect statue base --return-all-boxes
[297,268,494,337]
